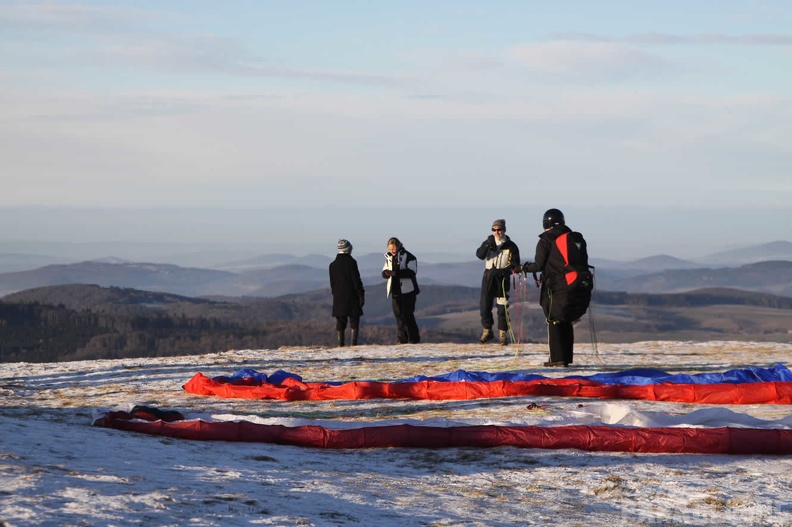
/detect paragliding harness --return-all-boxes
[532,231,594,324]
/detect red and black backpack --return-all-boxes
[551,231,594,323]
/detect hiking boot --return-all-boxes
[499,330,507,345]
[336,331,345,347]
[350,329,359,346]
[543,360,567,367]
[479,328,494,344]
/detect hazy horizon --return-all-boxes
[1,205,789,266]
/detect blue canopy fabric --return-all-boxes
[214,363,792,386]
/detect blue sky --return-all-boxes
[2,1,791,260]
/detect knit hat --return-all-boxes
[491,219,506,232]
[337,239,352,254]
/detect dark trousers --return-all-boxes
[392,292,420,344]
[547,320,574,364]
[480,291,508,331]
[335,316,360,332]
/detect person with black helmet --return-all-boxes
[382,237,421,344]
[476,219,520,345]
[329,239,365,347]
[521,209,576,366]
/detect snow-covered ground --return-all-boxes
[2,341,791,526]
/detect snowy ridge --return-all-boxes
[3,341,792,526]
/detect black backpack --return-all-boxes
[551,231,594,323]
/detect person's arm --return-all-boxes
[522,239,548,274]
[353,261,365,306]
[382,258,394,279]
[508,243,520,272]
[397,252,417,279]
[476,235,497,260]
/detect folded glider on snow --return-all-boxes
[182,364,792,404]
[93,404,792,454]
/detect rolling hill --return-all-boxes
[704,240,792,265]
[3,281,792,362]
[598,261,792,296]
[0,261,236,297]
[2,255,792,299]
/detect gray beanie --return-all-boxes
[491,219,506,232]
[337,239,352,254]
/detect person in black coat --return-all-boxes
[521,209,575,367]
[329,239,365,347]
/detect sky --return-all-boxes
[2,341,792,526]
[2,1,792,260]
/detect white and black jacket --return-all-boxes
[382,248,420,297]
[476,234,520,297]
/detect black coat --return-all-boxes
[329,253,365,318]
[522,225,572,319]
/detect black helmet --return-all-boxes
[542,208,565,229]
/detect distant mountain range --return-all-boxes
[0,241,791,299]
[597,261,792,297]
[706,241,792,265]
[2,239,792,273]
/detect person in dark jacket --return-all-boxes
[475,219,520,345]
[329,239,365,347]
[381,237,420,344]
[521,208,575,367]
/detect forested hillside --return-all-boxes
[2,283,792,363]
[0,284,480,362]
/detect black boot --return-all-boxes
[336,330,345,347]
[350,329,359,346]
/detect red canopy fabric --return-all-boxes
[94,409,792,454]
[183,372,792,404]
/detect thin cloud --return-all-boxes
[102,34,405,86]
[0,3,170,33]
[557,32,792,46]
[505,41,670,81]
[0,4,403,88]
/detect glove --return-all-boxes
[487,235,497,251]
[382,270,395,279]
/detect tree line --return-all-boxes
[2,283,792,362]
[0,298,480,363]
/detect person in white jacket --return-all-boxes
[382,237,420,344]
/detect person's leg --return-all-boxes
[402,292,420,343]
[335,316,347,347]
[479,284,495,343]
[497,293,511,342]
[546,321,565,364]
[349,316,360,345]
[392,296,408,343]
[559,321,574,364]
[479,287,494,330]
[496,302,508,330]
